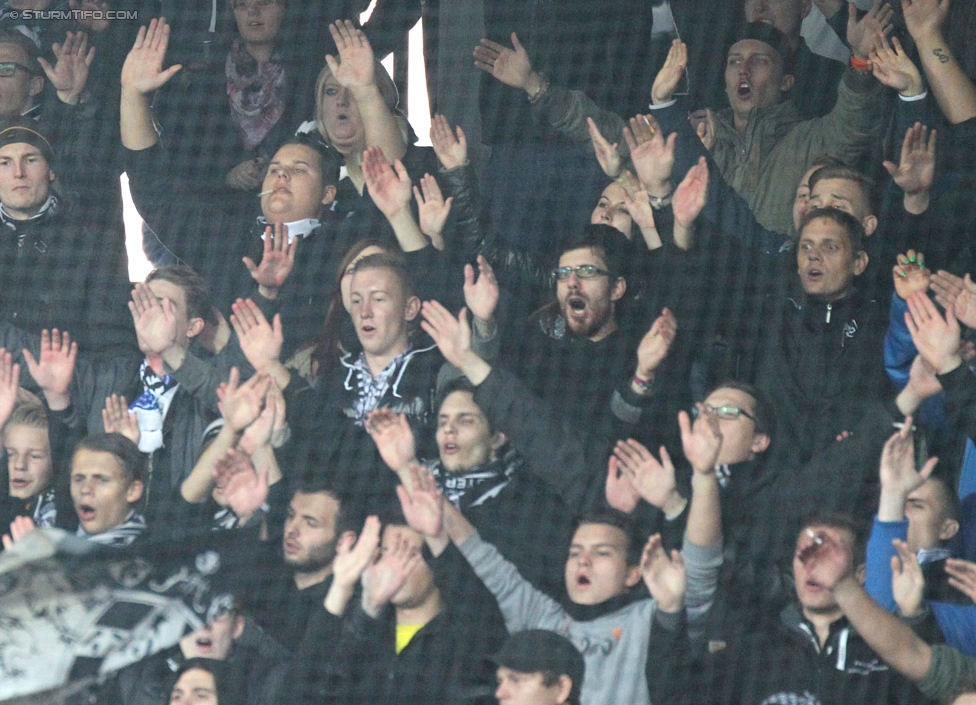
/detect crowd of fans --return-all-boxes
[0,0,976,702]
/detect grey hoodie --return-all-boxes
[458,531,721,705]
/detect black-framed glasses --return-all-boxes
[692,404,756,422]
[0,62,33,78]
[550,265,612,282]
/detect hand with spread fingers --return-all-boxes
[473,32,535,92]
[366,408,419,473]
[429,114,468,170]
[883,123,936,214]
[120,18,182,95]
[102,394,140,446]
[905,291,962,374]
[2,516,38,549]
[230,298,284,371]
[891,538,925,617]
[414,174,452,250]
[361,526,423,617]
[325,20,376,92]
[213,447,269,523]
[24,329,76,411]
[641,534,686,613]
[930,270,976,329]
[243,223,297,300]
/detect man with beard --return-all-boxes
[245,479,351,652]
[502,224,661,441]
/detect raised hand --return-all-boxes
[945,557,976,602]
[366,408,418,472]
[847,0,894,61]
[635,308,677,381]
[883,123,936,213]
[120,18,182,95]
[624,113,676,193]
[219,368,271,432]
[893,249,931,300]
[901,0,950,40]
[473,32,534,90]
[611,439,681,510]
[651,38,687,105]
[363,146,412,218]
[39,31,95,104]
[421,301,472,369]
[23,329,76,408]
[587,118,623,179]
[129,282,178,356]
[243,223,298,299]
[464,255,500,326]
[0,349,20,430]
[891,538,925,616]
[332,515,381,591]
[230,298,283,371]
[641,534,686,612]
[429,114,467,170]
[689,109,716,151]
[905,354,943,403]
[414,174,452,250]
[213,448,269,522]
[879,418,937,504]
[102,394,140,445]
[795,526,855,591]
[617,172,660,238]
[325,20,376,91]
[905,290,962,374]
[397,463,446,539]
[872,32,924,95]
[361,526,423,617]
[930,271,976,329]
[678,405,723,475]
[238,381,280,455]
[2,516,37,549]
[605,457,641,513]
[673,157,709,232]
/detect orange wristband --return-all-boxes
[850,56,872,73]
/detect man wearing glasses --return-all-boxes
[500,224,650,442]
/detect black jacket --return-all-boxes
[706,602,931,705]
[283,343,444,501]
[753,280,892,469]
[292,542,507,705]
[0,196,134,356]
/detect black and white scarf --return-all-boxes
[77,512,147,547]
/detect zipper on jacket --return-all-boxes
[825,303,832,324]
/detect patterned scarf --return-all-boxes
[344,347,414,426]
[129,361,179,453]
[226,39,286,150]
[32,488,57,528]
[77,512,147,547]
[431,457,513,510]
[0,194,59,233]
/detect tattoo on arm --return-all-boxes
[933,48,950,64]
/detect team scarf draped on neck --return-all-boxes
[129,361,179,453]
[77,512,147,547]
[0,194,59,231]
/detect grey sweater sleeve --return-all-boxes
[458,530,568,633]
[680,536,723,652]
